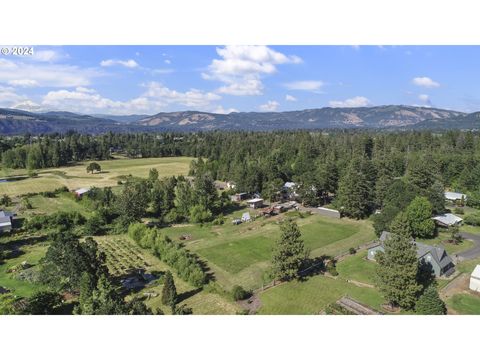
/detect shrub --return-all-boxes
[129,228,207,287]
[326,262,338,276]
[127,223,148,243]
[464,212,480,226]
[349,247,356,255]
[453,207,464,215]
[231,285,251,301]
[189,205,213,224]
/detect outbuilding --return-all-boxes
[247,198,264,209]
[0,210,13,233]
[432,213,463,227]
[444,191,467,203]
[74,188,90,198]
[317,207,341,219]
[469,265,480,292]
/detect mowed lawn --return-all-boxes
[159,212,375,290]
[258,275,384,314]
[337,250,377,285]
[447,293,480,314]
[0,157,193,196]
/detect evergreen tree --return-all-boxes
[161,271,178,309]
[336,158,374,219]
[415,286,447,315]
[428,180,446,214]
[376,212,421,309]
[271,220,308,281]
[405,196,435,238]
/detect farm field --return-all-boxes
[93,234,241,315]
[0,156,193,196]
[160,210,376,290]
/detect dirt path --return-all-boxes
[238,293,262,314]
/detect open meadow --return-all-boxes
[0,157,193,197]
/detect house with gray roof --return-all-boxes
[367,231,455,277]
[432,213,463,227]
[0,210,14,234]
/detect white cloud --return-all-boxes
[212,105,238,114]
[42,87,151,114]
[0,58,102,87]
[329,96,371,107]
[33,49,62,62]
[100,59,139,68]
[13,100,45,112]
[217,79,263,96]
[143,82,220,108]
[412,76,440,88]
[284,80,323,91]
[203,45,301,96]
[39,82,222,115]
[418,94,430,102]
[164,59,171,65]
[259,100,279,112]
[0,85,27,107]
[285,94,297,102]
[7,79,39,87]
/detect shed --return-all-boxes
[246,198,264,209]
[0,210,13,233]
[432,213,463,227]
[444,191,467,202]
[469,265,480,292]
[317,207,341,219]
[232,192,248,202]
[74,188,90,198]
[241,212,251,222]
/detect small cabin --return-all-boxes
[246,198,264,209]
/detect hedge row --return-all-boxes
[128,223,207,287]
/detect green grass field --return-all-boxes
[0,157,193,196]
[0,240,48,298]
[337,250,377,285]
[258,275,384,314]
[159,212,375,290]
[447,293,480,314]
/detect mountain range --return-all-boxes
[0,105,478,135]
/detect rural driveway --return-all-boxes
[457,232,480,261]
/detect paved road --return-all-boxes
[456,232,480,261]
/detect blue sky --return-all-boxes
[1,45,480,115]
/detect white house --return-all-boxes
[469,265,480,292]
[444,191,467,202]
[246,198,264,209]
[0,210,13,233]
[432,213,463,227]
[74,188,90,198]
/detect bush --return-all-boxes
[231,285,251,301]
[212,215,225,225]
[326,262,338,276]
[453,207,464,215]
[189,205,213,224]
[129,228,207,287]
[464,212,480,226]
[127,223,148,243]
[349,247,357,255]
